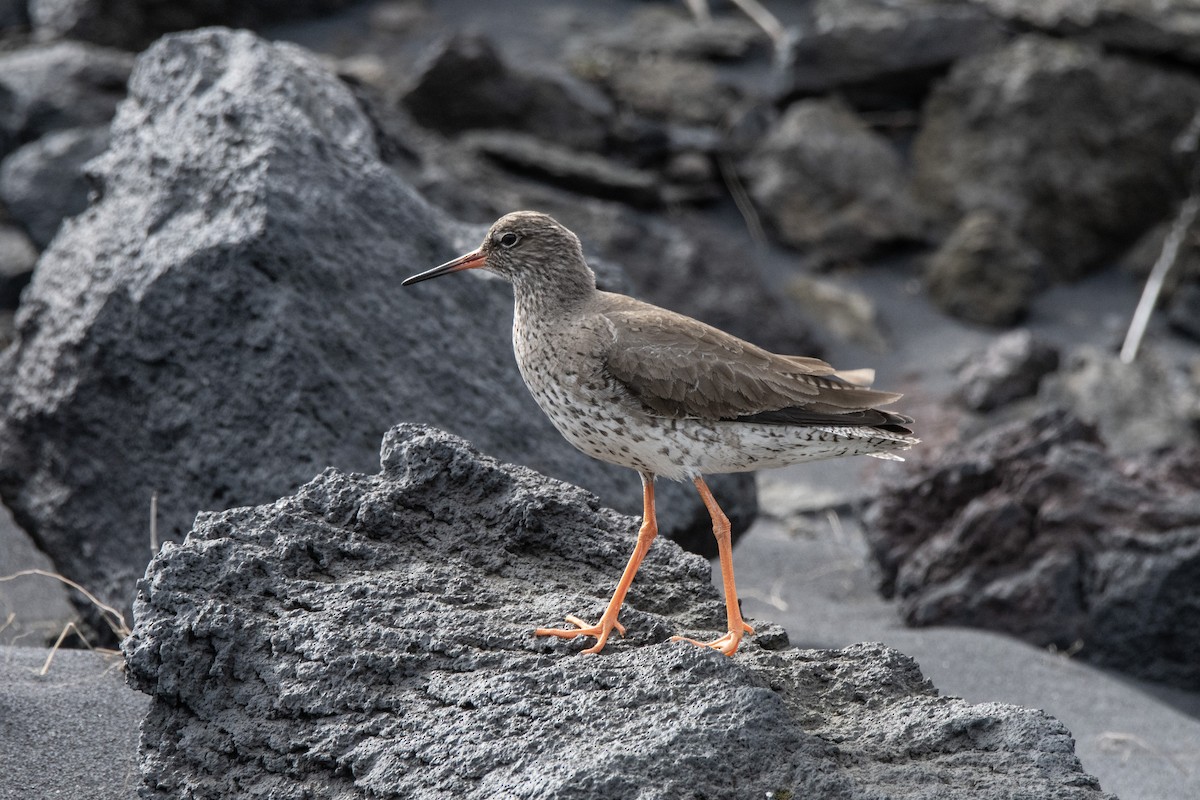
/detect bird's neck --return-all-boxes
[511,270,596,321]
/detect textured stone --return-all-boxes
[124,423,1111,800]
[913,35,1200,280]
[788,0,1009,108]
[0,223,37,310]
[866,409,1200,689]
[742,98,924,261]
[970,0,1200,66]
[0,29,755,626]
[956,329,1060,412]
[0,124,109,247]
[402,34,611,151]
[925,210,1043,326]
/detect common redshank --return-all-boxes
[403,211,916,656]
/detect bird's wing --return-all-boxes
[600,305,907,426]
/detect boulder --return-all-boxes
[0,223,36,309]
[0,40,132,160]
[865,409,1200,690]
[970,0,1200,66]
[0,124,109,247]
[787,0,1009,108]
[401,34,612,152]
[955,329,1060,412]
[913,35,1200,280]
[741,98,924,261]
[124,423,1112,800]
[0,28,754,632]
[1039,345,1200,454]
[925,210,1043,326]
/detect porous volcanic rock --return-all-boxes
[0,28,753,628]
[913,35,1200,280]
[124,423,1112,800]
[865,409,1200,689]
[955,329,1060,412]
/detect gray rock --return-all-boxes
[463,130,663,208]
[0,29,754,626]
[0,40,132,161]
[0,502,78,647]
[1039,345,1200,454]
[925,210,1043,326]
[787,0,1009,108]
[124,423,1112,800]
[913,35,1200,280]
[865,409,1200,690]
[569,5,769,63]
[0,223,37,309]
[956,329,1060,412]
[402,33,612,152]
[0,124,109,248]
[742,98,924,261]
[970,0,1200,66]
[29,0,359,50]
[1121,215,1200,302]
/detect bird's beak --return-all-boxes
[402,248,488,286]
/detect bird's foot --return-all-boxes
[671,622,755,657]
[535,613,626,654]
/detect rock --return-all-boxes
[1121,216,1200,302]
[787,0,1009,108]
[1168,282,1200,342]
[401,34,612,152]
[0,223,37,309]
[0,41,133,161]
[593,54,742,128]
[786,274,888,352]
[741,98,924,261]
[956,329,1060,412]
[865,409,1200,690]
[0,124,109,248]
[0,502,78,647]
[0,29,755,625]
[28,0,359,50]
[913,35,1200,280]
[1039,345,1200,454]
[970,0,1200,66]
[925,210,1043,326]
[124,423,1112,800]
[463,130,663,208]
[570,5,769,63]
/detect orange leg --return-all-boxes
[672,476,754,656]
[536,472,658,654]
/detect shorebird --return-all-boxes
[403,211,916,655]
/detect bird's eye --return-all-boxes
[498,232,521,249]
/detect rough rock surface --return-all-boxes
[1039,345,1200,454]
[0,124,110,247]
[955,329,1060,412]
[124,424,1112,799]
[866,409,1200,690]
[970,0,1200,65]
[0,29,754,627]
[787,0,1009,108]
[925,210,1043,326]
[742,98,924,262]
[913,35,1200,280]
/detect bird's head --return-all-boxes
[403,211,596,298]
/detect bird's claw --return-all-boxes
[536,613,626,654]
[671,622,755,657]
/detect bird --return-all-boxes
[403,211,916,656]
